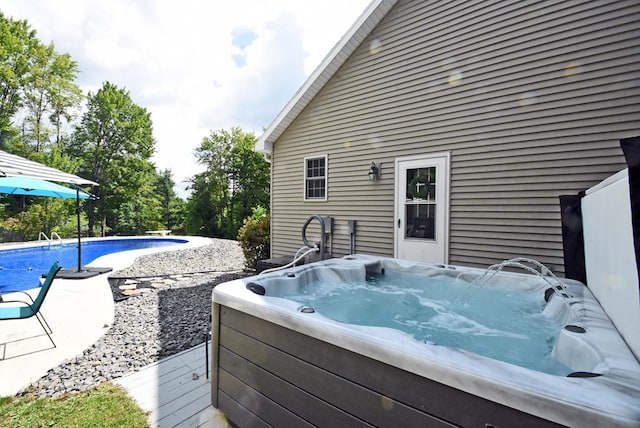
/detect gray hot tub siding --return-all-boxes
[211,304,562,428]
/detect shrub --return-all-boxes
[237,207,270,270]
[0,201,80,241]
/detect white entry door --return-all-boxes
[394,153,450,264]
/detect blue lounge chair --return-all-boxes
[0,262,62,350]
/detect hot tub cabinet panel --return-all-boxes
[212,306,562,428]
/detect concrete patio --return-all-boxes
[0,271,114,396]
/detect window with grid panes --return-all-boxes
[304,155,327,200]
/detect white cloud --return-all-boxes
[2,0,370,197]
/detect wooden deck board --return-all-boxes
[115,342,228,428]
[175,405,229,428]
[155,386,212,427]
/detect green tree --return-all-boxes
[185,173,220,236]
[0,195,80,241]
[0,12,38,145]
[190,129,234,236]
[0,13,90,240]
[113,171,163,235]
[228,134,270,232]
[186,127,269,238]
[47,53,83,145]
[68,82,156,236]
[21,42,57,151]
[0,13,80,151]
[155,168,185,232]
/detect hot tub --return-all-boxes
[210,255,640,427]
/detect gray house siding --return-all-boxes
[269,0,638,274]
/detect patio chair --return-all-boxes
[0,261,62,349]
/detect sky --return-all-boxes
[2,0,370,197]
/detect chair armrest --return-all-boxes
[0,290,35,304]
[0,298,34,308]
[0,300,35,312]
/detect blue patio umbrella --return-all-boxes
[0,176,96,273]
[0,150,100,275]
[0,176,92,199]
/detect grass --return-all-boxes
[0,383,149,428]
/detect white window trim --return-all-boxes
[303,154,328,202]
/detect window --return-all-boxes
[304,155,327,201]
[405,166,436,240]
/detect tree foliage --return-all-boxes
[0,13,84,239]
[67,82,156,236]
[21,44,82,151]
[237,206,270,270]
[11,198,79,240]
[0,13,269,243]
[0,12,37,143]
[0,12,81,151]
[186,127,269,238]
[156,168,186,233]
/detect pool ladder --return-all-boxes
[39,232,62,247]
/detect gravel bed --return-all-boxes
[22,238,250,399]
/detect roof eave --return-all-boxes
[255,0,398,154]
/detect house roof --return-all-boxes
[255,0,398,154]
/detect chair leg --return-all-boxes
[34,312,56,348]
[36,312,54,334]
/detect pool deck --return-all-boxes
[0,236,227,427]
[114,340,227,427]
[0,270,113,395]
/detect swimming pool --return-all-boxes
[0,237,187,292]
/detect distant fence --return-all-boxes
[0,228,25,243]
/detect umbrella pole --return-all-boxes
[76,189,82,272]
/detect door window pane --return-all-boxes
[405,204,436,239]
[404,166,437,240]
[406,167,436,201]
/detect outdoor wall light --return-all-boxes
[368,162,380,181]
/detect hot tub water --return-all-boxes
[282,269,571,375]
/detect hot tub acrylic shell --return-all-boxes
[210,255,640,427]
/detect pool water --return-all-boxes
[0,238,186,292]
[283,269,571,375]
